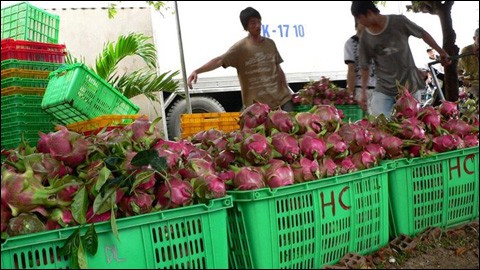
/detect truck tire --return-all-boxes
[166,96,226,140]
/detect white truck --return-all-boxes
[152,1,352,139]
[8,1,476,139]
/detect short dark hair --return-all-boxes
[426,48,433,53]
[351,1,380,18]
[240,7,261,30]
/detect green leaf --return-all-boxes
[82,224,98,256]
[95,166,112,193]
[111,207,120,241]
[131,170,154,191]
[77,240,88,269]
[131,149,158,167]
[71,246,80,269]
[93,189,116,215]
[59,228,81,257]
[72,187,89,224]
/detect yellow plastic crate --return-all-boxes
[65,114,143,133]
[181,112,240,138]
[1,68,51,80]
[1,86,45,96]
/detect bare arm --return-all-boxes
[346,63,356,96]
[187,56,224,89]
[359,68,369,111]
[421,31,451,65]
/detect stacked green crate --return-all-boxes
[1,2,60,43]
[1,2,63,151]
[1,60,62,150]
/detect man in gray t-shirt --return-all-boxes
[350,1,450,118]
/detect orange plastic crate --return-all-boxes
[65,114,143,133]
[1,68,51,80]
[181,112,240,138]
[1,86,45,96]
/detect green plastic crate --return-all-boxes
[1,77,50,89]
[1,2,60,43]
[1,59,62,72]
[1,196,232,269]
[293,105,313,112]
[335,104,364,122]
[227,165,390,269]
[42,63,140,125]
[388,146,479,237]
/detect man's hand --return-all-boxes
[359,89,368,111]
[187,71,198,89]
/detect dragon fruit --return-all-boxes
[263,159,294,188]
[299,134,327,160]
[39,126,90,168]
[6,213,45,237]
[393,83,419,119]
[45,208,76,230]
[441,119,478,137]
[438,100,459,119]
[294,112,323,134]
[1,166,78,216]
[239,101,271,130]
[119,190,154,217]
[432,134,459,153]
[271,132,300,163]
[240,133,272,165]
[231,165,265,190]
[1,202,11,232]
[291,157,321,183]
[266,110,298,134]
[156,178,194,209]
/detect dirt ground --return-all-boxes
[326,221,479,269]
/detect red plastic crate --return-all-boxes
[1,39,66,63]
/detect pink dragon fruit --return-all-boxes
[119,190,155,217]
[1,167,78,216]
[271,132,300,163]
[291,157,321,183]
[231,165,266,190]
[438,100,459,119]
[156,178,194,209]
[263,159,294,188]
[393,83,419,119]
[40,126,90,168]
[432,134,459,153]
[240,133,272,165]
[45,208,76,230]
[266,110,298,134]
[239,101,271,130]
[299,134,327,160]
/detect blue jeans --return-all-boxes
[370,91,422,118]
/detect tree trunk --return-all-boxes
[437,1,460,101]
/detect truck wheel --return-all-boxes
[166,96,226,140]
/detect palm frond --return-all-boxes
[113,69,180,100]
[95,33,158,81]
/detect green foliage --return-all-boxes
[108,1,169,19]
[66,32,179,100]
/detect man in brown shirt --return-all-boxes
[187,7,294,111]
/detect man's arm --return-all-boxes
[421,31,450,65]
[187,56,224,89]
[346,63,356,97]
[359,68,369,111]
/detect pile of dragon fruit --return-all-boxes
[1,84,478,239]
[292,76,357,106]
